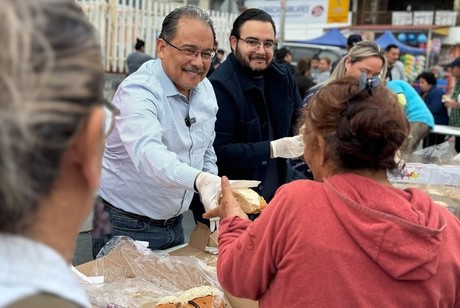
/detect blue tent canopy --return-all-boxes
[291,28,346,48]
[375,31,425,55]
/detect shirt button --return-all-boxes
[262,161,268,165]
[258,185,264,191]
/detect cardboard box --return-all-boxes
[168,223,218,267]
[76,223,258,308]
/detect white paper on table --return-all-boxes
[71,265,104,284]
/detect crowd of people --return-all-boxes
[1,1,460,307]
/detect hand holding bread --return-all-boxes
[203,176,267,222]
[203,176,249,221]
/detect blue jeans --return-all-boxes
[92,203,184,258]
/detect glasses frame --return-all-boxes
[235,36,278,52]
[161,37,216,61]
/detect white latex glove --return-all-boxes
[209,218,219,233]
[270,135,304,159]
[195,172,221,231]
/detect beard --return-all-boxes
[235,46,272,78]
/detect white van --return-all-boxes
[281,42,347,65]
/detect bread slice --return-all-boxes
[155,286,223,308]
[231,188,267,214]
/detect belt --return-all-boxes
[102,199,181,226]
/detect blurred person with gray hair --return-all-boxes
[0,0,111,306]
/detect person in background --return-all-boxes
[384,44,406,81]
[310,54,320,81]
[0,0,109,306]
[443,64,456,95]
[416,72,448,147]
[304,41,386,106]
[275,47,296,75]
[206,39,220,77]
[205,76,460,306]
[314,57,331,83]
[92,5,222,257]
[387,79,435,154]
[294,57,315,97]
[443,57,460,153]
[126,38,153,75]
[430,65,454,95]
[209,8,304,205]
[214,49,225,69]
[297,41,386,179]
[331,33,362,73]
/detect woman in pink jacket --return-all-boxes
[205,76,460,307]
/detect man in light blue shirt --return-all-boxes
[92,5,222,256]
[387,80,435,153]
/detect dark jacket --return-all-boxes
[209,53,303,201]
[421,86,449,125]
[276,59,296,75]
[294,74,315,98]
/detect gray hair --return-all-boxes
[159,5,216,42]
[0,0,104,233]
[319,41,387,88]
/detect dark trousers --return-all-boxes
[91,200,184,258]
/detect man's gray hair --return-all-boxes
[0,0,104,233]
[159,5,216,42]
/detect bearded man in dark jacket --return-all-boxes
[210,9,303,201]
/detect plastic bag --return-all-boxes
[389,163,460,219]
[79,236,227,308]
[403,141,457,165]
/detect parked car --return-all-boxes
[281,42,347,66]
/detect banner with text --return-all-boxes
[245,0,329,25]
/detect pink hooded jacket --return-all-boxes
[217,173,460,307]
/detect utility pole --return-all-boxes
[279,0,286,45]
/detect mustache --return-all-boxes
[250,55,267,61]
[183,66,205,74]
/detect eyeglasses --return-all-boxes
[161,37,216,61]
[236,37,278,52]
[103,99,120,137]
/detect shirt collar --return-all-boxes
[0,234,91,307]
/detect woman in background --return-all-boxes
[295,40,387,178]
[417,72,449,147]
[294,57,315,98]
[304,40,386,105]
